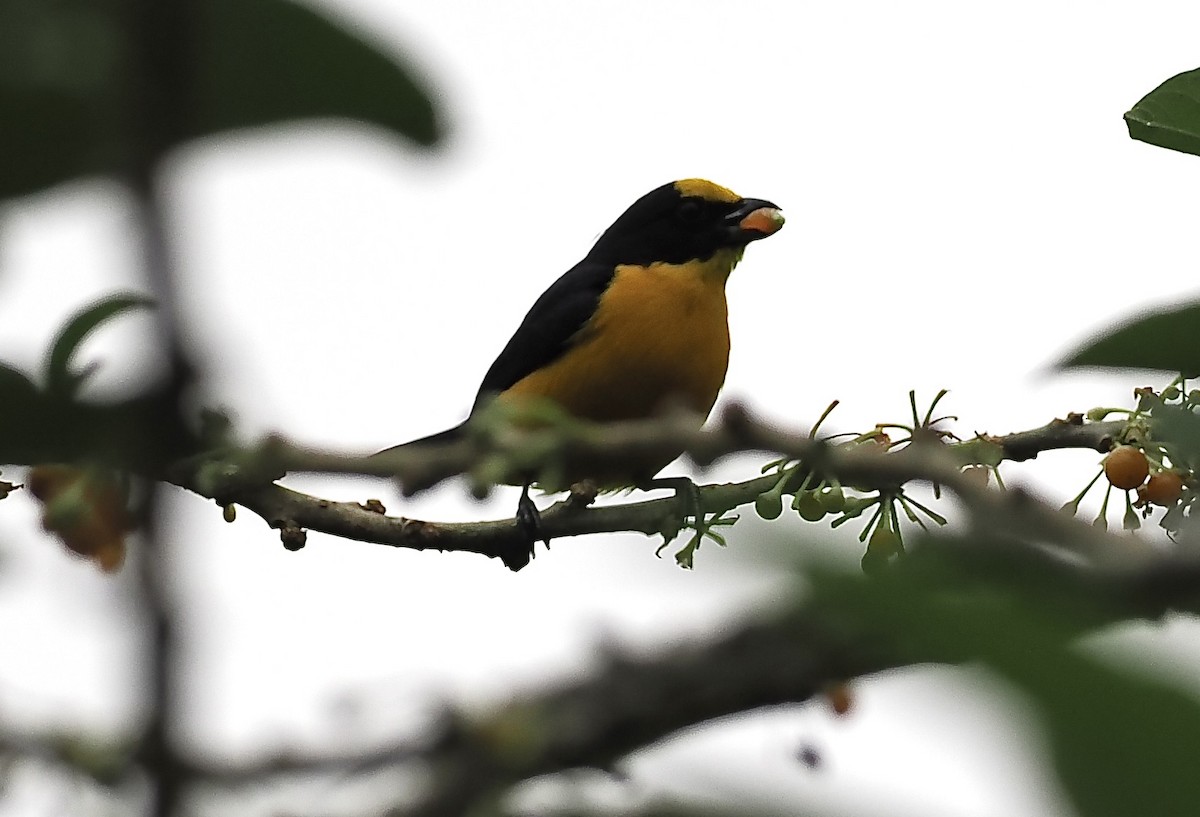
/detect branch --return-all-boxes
[979,412,1125,462]
[166,408,1132,569]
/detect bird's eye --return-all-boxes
[677,199,703,223]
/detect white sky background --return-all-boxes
[3,1,1200,815]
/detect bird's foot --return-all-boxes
[516,486,547,543]
[501,484,550,572]
[643,476,704,528]
[646,476,734,567]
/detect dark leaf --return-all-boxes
[0,363,39,406]
[0,364,42,445]
[816,542,1200,817]
[0,85,112,201]
[1,293,198,469]
[191,0,441,146]
[1029,652,1200,817]
[0,0,440,199]
[1125,67,1200,158]
[1057,301,1200,373]
[1144,403,1200,474]
[0,363,48,467]
[0,388,199,470]
[45,293,155,398]
[0,0,126,199]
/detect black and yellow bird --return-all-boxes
[379,179,783,569]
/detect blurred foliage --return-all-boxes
[1126,67,1200,158]
[1062,67,1200,373]
[1060,302,1200,374]
[816,537,1200,817]
[1033,647,1200,817]
[44,293,155,398]
[0,0,441,199]
[0,293,196,469]
[1154,402,1200,472]
[27,463,132,571]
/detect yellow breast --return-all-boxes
[502,250,738,423]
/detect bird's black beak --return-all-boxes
[725,198,785,243]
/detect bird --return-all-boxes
[378,178,784,570]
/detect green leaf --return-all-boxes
[45,293,155,398]
[0,389,200,470]
[1022,651,1200,817]
[190,0,441,146]
[1125,67,1200,158]
[1057,301,1200,373]
[0,363,49,467]
[1143,403,1200,474]
[813,544,1200,817]
[847,540,1200,817]
[0,87,106,201]
[0,0,126,198]
[0,296,199,469]
[0,364,38,403]
[0,0,440,199]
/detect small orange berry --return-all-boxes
[1104,446,1150,491]
[1140,470,1186,506]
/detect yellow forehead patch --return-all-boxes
[674,178,740,203]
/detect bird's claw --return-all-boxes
[498,484,549,572]
[516,487,549,547]
[643,476,705,529]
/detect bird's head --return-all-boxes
[587,179,784,267]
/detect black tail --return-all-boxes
[371,421,467,458]
[372,420,538,572]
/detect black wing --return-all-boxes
[373,258,613,457]
[471,258,616,411]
